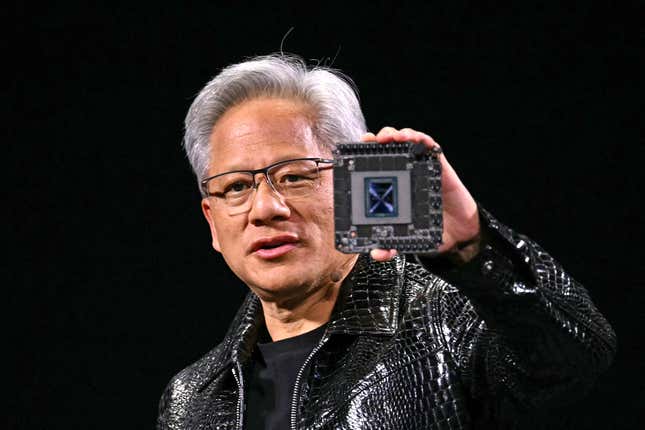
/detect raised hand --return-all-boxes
[362,127,481,262]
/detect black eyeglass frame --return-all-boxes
[200,157,336,198]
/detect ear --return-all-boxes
[201,198,222,253]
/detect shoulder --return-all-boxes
[156,292,262,429]
[167,340,230,394]
[157,341,230,429]
[401,256,462,307]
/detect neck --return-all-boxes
[259,254,358,342]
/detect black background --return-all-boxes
[9,1,644,429]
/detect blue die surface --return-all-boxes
[365,177,398,217]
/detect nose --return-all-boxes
[247,174,291,225]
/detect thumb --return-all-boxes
[360,132,377,142]
[369,248,398,262]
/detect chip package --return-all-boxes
[333,141,443,254]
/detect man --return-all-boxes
[158,54,615,429]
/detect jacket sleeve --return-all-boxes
[157,367,196,430]
[420,207,616,417]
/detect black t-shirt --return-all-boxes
[246,323,327,430]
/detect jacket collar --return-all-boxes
[326,254,404,336]
[226,254,405,366]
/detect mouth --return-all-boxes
[249,234,300,260]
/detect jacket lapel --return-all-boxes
[327,254,405,337]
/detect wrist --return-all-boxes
[445,233,482,265]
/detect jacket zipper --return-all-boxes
[290,334,328,430]
[232,363,244,430]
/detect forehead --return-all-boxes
[208,98,322,174]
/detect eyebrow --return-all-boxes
[212,155,318,175]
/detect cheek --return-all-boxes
[307,193,335,242]
[214,220,242,252]
[318,182,336,227]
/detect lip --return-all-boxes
[249,234,300,259]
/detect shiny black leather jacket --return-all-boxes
[157,210,615,429]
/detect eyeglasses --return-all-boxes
[201,157,335,215]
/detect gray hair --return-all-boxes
[183,54,367,189]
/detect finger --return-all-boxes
[398,127,418,142]
[369,248,398,262]
[360,132,377,142]
[417,132,441,150]
[374,126,398,143]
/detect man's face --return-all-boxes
[201,97,355,301]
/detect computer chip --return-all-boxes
[333,141,443,254]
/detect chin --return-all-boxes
[246,265,322,299]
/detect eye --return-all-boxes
[284,174,304,183]
[278,172,317,187]
[224,181,251,195]
[213,177,253,199]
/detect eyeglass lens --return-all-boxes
[205,159,323,215]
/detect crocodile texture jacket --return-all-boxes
[157,210,616,429]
